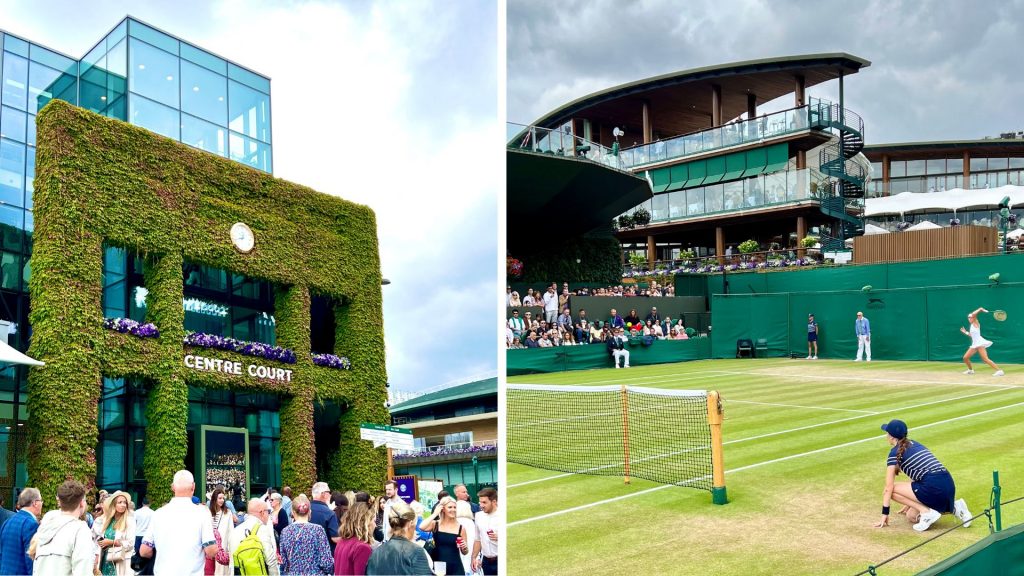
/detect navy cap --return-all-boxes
[881,419,908,439]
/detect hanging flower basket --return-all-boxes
[506,256,524,278]
[103,317,159,338]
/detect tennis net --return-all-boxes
[507,384,720,491]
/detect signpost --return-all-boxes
[360,423,414,479]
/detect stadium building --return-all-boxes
[508,53,873,271]
[1,18,386,505]
[389,377,498,496]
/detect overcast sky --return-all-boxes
[509,0,1024,143]
[2,0,499,394]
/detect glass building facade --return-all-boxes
[0,17,273,501]
[867,157,1024,196]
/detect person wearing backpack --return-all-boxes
[230,498,280,575]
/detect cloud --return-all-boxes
[509,0,1024,142]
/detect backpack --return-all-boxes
[233,523,268,575]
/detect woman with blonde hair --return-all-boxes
[365,499,432,575]
[93,491,135,576]
[279,494,335,575]
[333,501,376,575]
[418,497,468,576]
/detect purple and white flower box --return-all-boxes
[103,317,160,338]
[312,353,352,370]
[184,332,297,364]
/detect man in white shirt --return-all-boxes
[542,286,559,323]
[382,480,404,542]
[229,498,280,576]
[471,487,499,575]
[132,495,154,573]
[140,470,218,576]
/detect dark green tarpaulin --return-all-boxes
[507,338,712,375]
[916,521,1024,576]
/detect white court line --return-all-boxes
[726,399,879,414]
[707,370,1018,389]
[508,398,1024,526]
[507,387,1010,488]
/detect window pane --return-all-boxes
[651,194,668,221]
[28,62,62,114]
[128,19,179,55]
[181,114,226,157]
[704,184,724,213]
[129,38,179,108]
[184,296,230,335]
[0,252,19,290]
[906,160,926,177]
[745,177,764,207]
[2,53,29,111]
[723,181,743,210]
[228,63,270,94]
[947,157,964,173]
[229,131,272,173]
[668,190,685,218]
[0,205,23,252]
[181,61,226,125]
[24,151,33,209]
[0,107,26,143]
[228,80,270,143]
[1010,158,1024,169]
[889,161,905,178]
[181,43,226,75]
[926,159,945,175]
[4,35,29,57]
[686,188,704,215]
[129,94,180,140]
[988,157,1009,171]
[0,139,25,207]
[969,157,987,172]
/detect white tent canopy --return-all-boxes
[906,220,942,231]
[864,223,889,235]
[864,185,1024,217]
[1007,228,1024,240]
[0,339,44,366]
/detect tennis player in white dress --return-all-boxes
[959,307,1003,376]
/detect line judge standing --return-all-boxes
[855,311,871,362]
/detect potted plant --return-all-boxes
[628,253,647,268]
[738,239,759,254]
[618,214,635,229]
[632,207,651,226]
[800,236,819,248]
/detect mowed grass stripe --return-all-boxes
[507,408,1024,576]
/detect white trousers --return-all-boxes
[857,335,871,361]
[613,349,630,367]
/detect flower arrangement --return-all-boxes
[738,239,760,254]
[628,253,647,267]
[393,444,497,460]
[184,332,297,364]
[312,353,352,370]
[103,317,160,338]
[800,236,819,248]
[506,256,524,278]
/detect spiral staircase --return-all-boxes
[811,100,867,251]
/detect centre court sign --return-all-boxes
[184,354,294,382]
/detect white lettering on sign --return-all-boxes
[184,354,293,382]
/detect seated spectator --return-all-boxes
[561,328,576,346]
[507,309,525,338]
[505,326,514,346]
[590,321,605,343]
[575,319,591,345]
[653,321,664,339]
[538,332,553,348]
[522,289,537,306]
[522,311,534,326]
[624,309,641,327]
[524,331,540,348]
[508,291,521,307]
[646,307,661,324]
[672,327,689,340]
[509,336,525,349]
[557,308,573,332]
[606,327,630,368]
[665,285,676,297]
[608,309,625,330]
[662,316,673,335]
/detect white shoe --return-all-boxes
[806,355,812,359]
[913,509,941,532]
[615,365,620,369]
[954,498,972,527]
[624,364,630,368]
[994,370,1005,376]
[963,369,975,375]
[866,359,871,362]
[812,356,818,360]
[854,358,861,362]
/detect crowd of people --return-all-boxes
[0,474,500,576]
[505,280,676,310]
[506,302,691,350]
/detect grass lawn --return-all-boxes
[507,358,1024,575]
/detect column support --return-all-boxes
[796,216,807,258]
[794,75,805,107]
[642,101,652,144]
[712,85,722,127]
[716,227,725,265]
[647,235,656,269]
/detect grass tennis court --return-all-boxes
[507,358,1024,576]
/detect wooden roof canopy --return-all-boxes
[532,53,870,139]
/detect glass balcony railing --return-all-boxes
[507,122,625,170]
[620,168,830,223]
[618,103,831,169]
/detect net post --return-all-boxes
[621,385,631,485]
[707,390,728,504]
[992,470,1002,532]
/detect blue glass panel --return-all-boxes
[227,63,270,94]
[107,19,128,50]
[1,107,26,142]
[0,139,25,207]
[0,206,24,252]
[2,53,29,111]
[104,39,128,121]
[0,251,19,290]
[29,61,75,114]
[129,38,179,108]
[128,19,179,55]
[24,151,33,209]
[129,94,180,140]
[181,43,226,75]
[79,45,108,114]
[28,44,75,75]
[25,119,34,147]
[228,80,270,143]
[3,36,28,57]
[229,131,272,172]
[182,114,226,157]
[181,61,226,125]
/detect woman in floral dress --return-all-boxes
[279,494,335,575]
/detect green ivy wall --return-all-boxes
[28,100,388,506]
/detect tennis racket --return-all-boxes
[993,310,1008,321]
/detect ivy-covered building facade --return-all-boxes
[1,18,387,506]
